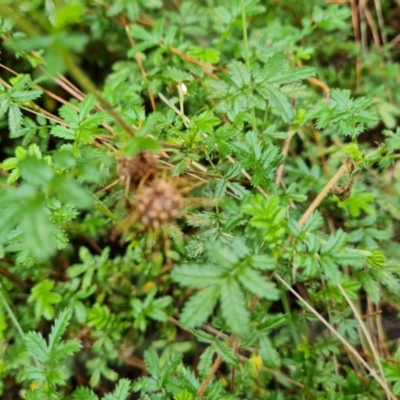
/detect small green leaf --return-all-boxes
[104,378,132,400]
[24,331,49,363]
[214,340,238,365]
[129,24,158,43]
[259,336,280,368]
[1,157,18,170]
[191,112,220,134]
[121,137,160,156]
[87,304,113,330]
[220,278,250,338]
[79,95,96,121]
[0,94,9,118]
[253,54,286,84]
[192,330,215,344]
[321,259,342,285]
[47,309,72,352]
[28,279,62,320]
[21,194,56,259]
[228,61,250,89]
[0,205,21,244]
[20,366,46,385]
[59,104,79,125]
[257,85,294,122]
[18,155,54,185]
[302,212,323,233]
[51,125,75,140]
[54,2,84,29]
[257,314,287,332]
[180,286,220,328]
[187,45,220,63]
[238,268,280,300]
[340,276,361,300]
[250,254,277,271]
[171,264,223,288]
[144,347,160,379]
[160,355,182,386]
[8,104,22,136]
[51,176,93,208]
[73,387,99,400]
[367,250,385,269]
[214,179,227,198]
[10,74,31,91]
[265,66,316,85]
[321,229,347,255]
[359,272,380,303]
[174,389,194,400]
[11,89,42,102]
[197,346,215,378]
[50,339,81,364]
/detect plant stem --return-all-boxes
[279,282,300,345]
[63,52,137,137]
[298,160,349,227]
[197,355,223,397]
[338,283,392,398]
[0,4,41,37]
[275,273,396,400]
[0,281,25,340]
[240,0,257,133]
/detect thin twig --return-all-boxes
[63,52,137,137]
[240,0,257,133]
[275,133,293,185]
[361,1,381,51]
[197,336,235,397]
[373,0,387,46]
[275,274,396,400]
[311,124,330,176]
[197,355,223,396]
[307,77,331,94]
[0,281,26,340]
[349,0,363,92]
[122,20,156,111]
[57,73,85,99]
[0,264,29,287]
[158,92,190,125]
[298,160,349,227]
[338,284,392,399]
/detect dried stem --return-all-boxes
[63,52,137,137]
[338,284,392,398]
[197,356,223,397]
[122,20,156,111]
[275,133,293,185]
[197,336,235,397]
[297,160,349,227]
[275,274,396,400]
[307,77,331,94]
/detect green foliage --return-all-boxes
[313,89,379,139]
[242,195,287,247]
[28,279,62,320]
[0,0,399,398]
[131,288,172,332]
[51,96,108,146]
[134,347,236,400]
[0,75,42,136]
[172,239,279,338]
[21,309,81,398]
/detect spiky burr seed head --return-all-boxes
[135,179,183,228]
[116,151,158,186]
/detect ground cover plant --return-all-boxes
[1,0,400,398]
